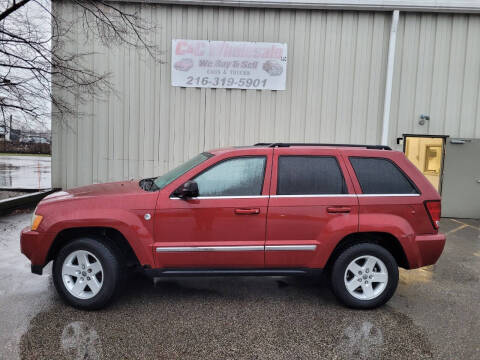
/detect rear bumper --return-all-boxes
[411,233,446,268]
[20,226,49,275]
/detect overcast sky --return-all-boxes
[1,0,51,132]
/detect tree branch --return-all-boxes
[0,0,32,21]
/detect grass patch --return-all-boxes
[0,153,51,157]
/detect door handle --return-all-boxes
[235,208,260,215]
[327,207,351,213]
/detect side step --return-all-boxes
[143,268,322,277]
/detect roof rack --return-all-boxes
[253,143,392,150]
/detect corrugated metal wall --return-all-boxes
[390,12,480,143]
[52,3,480,188]
[52,3,391,188]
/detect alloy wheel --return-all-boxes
[61,250,104,299]
[343,255,389,300]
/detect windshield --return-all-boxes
[153,152,213,189]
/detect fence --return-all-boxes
[0,141,51,154]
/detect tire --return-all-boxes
[52,237,122,310]
[330,243,399,309]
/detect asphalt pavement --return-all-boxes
[0,211,479,359]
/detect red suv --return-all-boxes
[20,143,445,310]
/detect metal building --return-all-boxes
[52,0,480,217]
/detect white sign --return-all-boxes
[171,39,287,90]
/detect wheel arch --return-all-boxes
[325,232,410,272]
[47,227,141,269]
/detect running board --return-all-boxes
[143,268,322,277]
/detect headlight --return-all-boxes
[31,207,43,231]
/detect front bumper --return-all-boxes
[20,226,50,275]
[412,233,446,268]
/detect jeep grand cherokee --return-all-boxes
[20,143,445,309]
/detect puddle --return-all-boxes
[0,155,51,189]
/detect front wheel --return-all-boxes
[53,237,121,310]
[330,243,399,309]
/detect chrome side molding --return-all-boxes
[156,246,264,252]
[265,245,317,251]
[156,245,317,252]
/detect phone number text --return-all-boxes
[184,76,268,88]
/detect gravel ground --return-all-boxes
[0,211,479,359]
[0,191,29,201]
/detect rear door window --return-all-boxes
[277,156,347,195]
[349,157,418,194]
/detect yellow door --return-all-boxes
[404,136,445,192]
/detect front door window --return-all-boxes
[193,157,266,197]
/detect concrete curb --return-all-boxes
[0,189,58,215]
[0,188,48,192]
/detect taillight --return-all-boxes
[425,200,441,230]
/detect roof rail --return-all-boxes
[253,143,392,150]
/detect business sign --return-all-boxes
[171,39,287,90]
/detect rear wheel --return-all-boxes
[53,237,121,310]
[330,243,399,309]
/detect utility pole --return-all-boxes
[1,115,7,152]
[8,114,12,141]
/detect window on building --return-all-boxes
[193,157,266,196]
[277,156,347,195]
[424,145,442,175]
[349,157,418,194]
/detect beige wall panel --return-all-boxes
[461,16,480,138]
[365,13,389,144]
[52,3,391,188]
[390,12,480,148]
[53,3,480,188]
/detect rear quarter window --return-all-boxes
[349,157,418,194]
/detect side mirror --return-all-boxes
[175,180,199,199]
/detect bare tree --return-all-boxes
[0,0,158,131]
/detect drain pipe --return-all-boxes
[381,10,400,146]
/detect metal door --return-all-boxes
[441,138,480,219]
